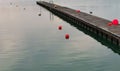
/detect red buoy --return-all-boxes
[58,25,62,30]
[108,22,113,26]
[76,10,80,13]
[112,19,119,25]
[65,34,69,39]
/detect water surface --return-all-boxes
[0,0,120,71]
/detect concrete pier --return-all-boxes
[37,1,120,47]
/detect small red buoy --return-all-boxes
[58,25,62,30]
[76,10,80,13]
[65,34,69,39]
[108,22,113,26]
[112,19,119,25]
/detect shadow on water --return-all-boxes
[38,5,120,55]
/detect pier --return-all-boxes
[37,1,120,47]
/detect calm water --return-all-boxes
[0,0,120,71]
